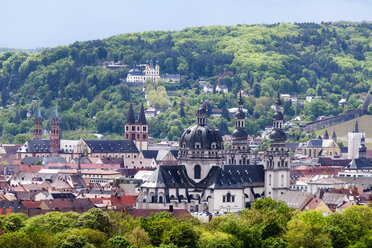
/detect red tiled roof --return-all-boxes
[119,195,137,206]
[22,200,41,208]
[42,199,73,210]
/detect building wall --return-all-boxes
[211,189,245,213]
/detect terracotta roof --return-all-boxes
[119,195,137,206]
[42,199,73,210]
[21,200,41,208]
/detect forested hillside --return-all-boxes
[0,22,371,143]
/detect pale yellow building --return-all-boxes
[302,139,340,158]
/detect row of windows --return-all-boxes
[125,134,147,140]
[222,193,235,203]
[126,126,147,132]
[229,158,249,165]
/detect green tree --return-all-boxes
[24,211,79,233]
[284,211,332,248]
[108,236,133,248]
[78,208,112,234]
[163,222,199,248]
[0,213,28,232]
[125,226,151,248]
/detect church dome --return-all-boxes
[232,128,247,141]
[269,129,286,142]
[180,124,223,150]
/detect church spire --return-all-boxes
[126,103,135,124]
[52,102,59,120]
[323,130,329,139]
[138,103,147,125]
[36,101,42,120]
[354,120,359,133]
[332,130,337,142]
[33,101,43,140]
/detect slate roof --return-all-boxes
[307,139,323,148]
[170,150,179,158]
[142,165,196,188]
[160,73,181,80]
[21,157,44,165]
[0,200,26,210]
[224,165,265,186]
[142,150,159,159]
[51,193,76,199]
[84,140,139,153]
[25,140,50,153]
[322,193,348,206]
[347,158,372,170]
[197,166,240,189]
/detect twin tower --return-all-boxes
[33,102,149,153]
[33,102,60,155]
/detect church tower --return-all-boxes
[348,120,365,159]
[263,93,290,200]
[226,92,251,165]
[50,102,61,155]
[33,101,43,140]
[136,103,149,151]
[124,103,148,151]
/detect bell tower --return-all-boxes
[264,93,290,200]
[50,102,61,155]
[227,92,251,165]
[33,101,43,140]
[124,103,148,151]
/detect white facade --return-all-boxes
[348,131,364,159]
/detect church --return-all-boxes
[136,93,290,213]
[126,60,181,84]
[17,102,147,162]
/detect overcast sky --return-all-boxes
[1,0,371,49]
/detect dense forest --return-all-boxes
[0,22,371,143]
[0,199,371,248]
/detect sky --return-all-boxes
[1,0,371,49]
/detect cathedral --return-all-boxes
[137,93,290,213]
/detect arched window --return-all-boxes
[159,196,163,203]
[194,165,201,179]
[281,175,285,186]
[227,192,231,202]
